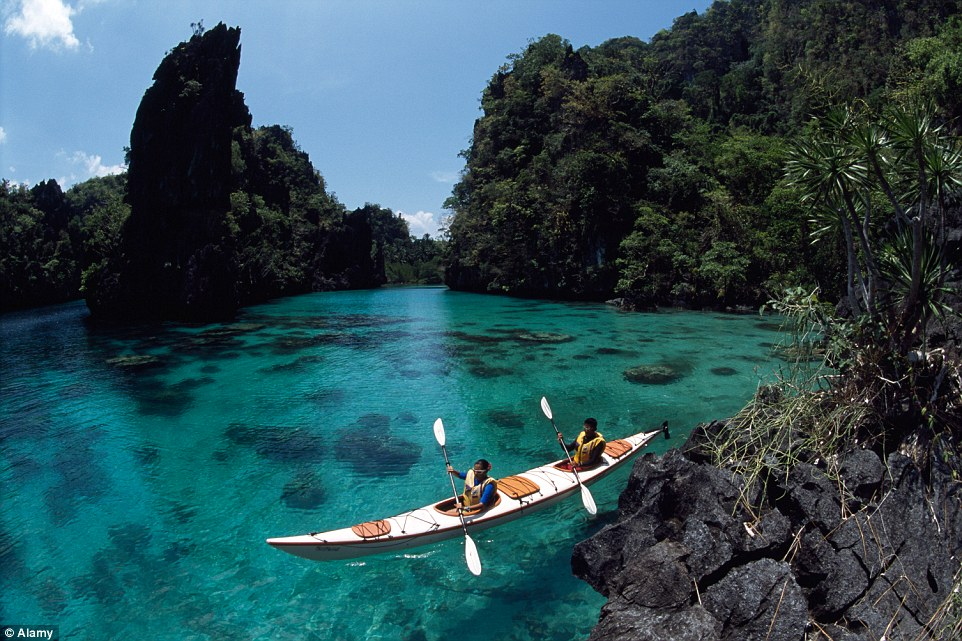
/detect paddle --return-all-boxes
[433,418,483,576]
[540,396,598,516]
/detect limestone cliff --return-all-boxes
[85,24,379,322]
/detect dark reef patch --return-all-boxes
[165,501,198,524]
[259,354,324,374]
[225,423,326,464]
[334,413,420,477]
[711,367,739,376]
[281,470,326,510]
[486,408,526,429]
[106,354,166,371]
[305,387,346,406]
[131,378,196,417]
[596,347,638,356]
[623,360,692,385]
[466,358,513,379]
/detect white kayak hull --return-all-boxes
[267,429,658,561]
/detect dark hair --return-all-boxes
[474,459,492,471]
[584,418,598,429]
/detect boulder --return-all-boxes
[574,441,962,641]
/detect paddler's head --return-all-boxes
[583,418,598,436]
[473,459,492,478]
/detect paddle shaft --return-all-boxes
[439,443,476,535]
[432,418,482,575]
[548,414,589,488]
[540,396,597,515]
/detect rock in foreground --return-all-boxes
[573,436,961,640]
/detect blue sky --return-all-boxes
[1,0,712,237]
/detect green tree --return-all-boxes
[785,102,961,362]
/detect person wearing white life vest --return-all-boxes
[446,459,497,514]
[557,418,606,470]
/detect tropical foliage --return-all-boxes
[0,176,129,312]
[443,0,958,308]
[357,203,446,285]
[2,2,959,314]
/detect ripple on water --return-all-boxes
[46,447,110,526]
[1,290,787,641]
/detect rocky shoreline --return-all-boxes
[573,422,962,640]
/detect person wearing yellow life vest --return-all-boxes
[557,418,606,470]
[446,459,497,514]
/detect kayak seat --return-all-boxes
[434,494,502,516]
[605,439,633,459]
[351,519,392,538]
[498,475,540,499]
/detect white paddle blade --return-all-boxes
[540,396,553,420]
[581,485,598,516]
[464,535,482,576]
[433,418,446,447]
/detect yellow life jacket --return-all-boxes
[462,470,497,507]
[573,431,605,466]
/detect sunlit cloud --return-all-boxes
[4,0,80,50]
[400,210,440,238]
[430,170,459,184]
[57,150,125,185]
[0,127,7,144]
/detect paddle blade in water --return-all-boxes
[581,484,598,516]
[540,396,553,420]
[433,418,446,447]
[464,535,482,576]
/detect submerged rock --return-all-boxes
[623,364,684,384]
[106,354,164,370]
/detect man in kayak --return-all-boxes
[446,459,498,514]
[557,418,606,471]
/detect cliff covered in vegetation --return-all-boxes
[81,24,380,322]
[444,0,960,308]
[3,2,960,317]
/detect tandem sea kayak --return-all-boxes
[266,428,659,561]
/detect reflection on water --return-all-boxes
[0,289,784,640]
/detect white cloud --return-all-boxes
[57,150,125,185]
[430,170,459,184]
[4,0,80,50]
[400,210,441,238]
[0,127,7,144]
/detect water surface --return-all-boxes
[1,287,784,640]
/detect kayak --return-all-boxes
[266,428,659,561]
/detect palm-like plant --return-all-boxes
[785,107,875,315]
[786,102,961,356]
[780,101,961,455]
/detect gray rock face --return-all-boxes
[573,443,962,641]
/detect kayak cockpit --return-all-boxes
[433,494,502,516]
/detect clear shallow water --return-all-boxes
[1,287,785,640]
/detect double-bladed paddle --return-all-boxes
[433,418,482,576]
[540,396,598,516]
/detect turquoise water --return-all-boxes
[0,287,785,640]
